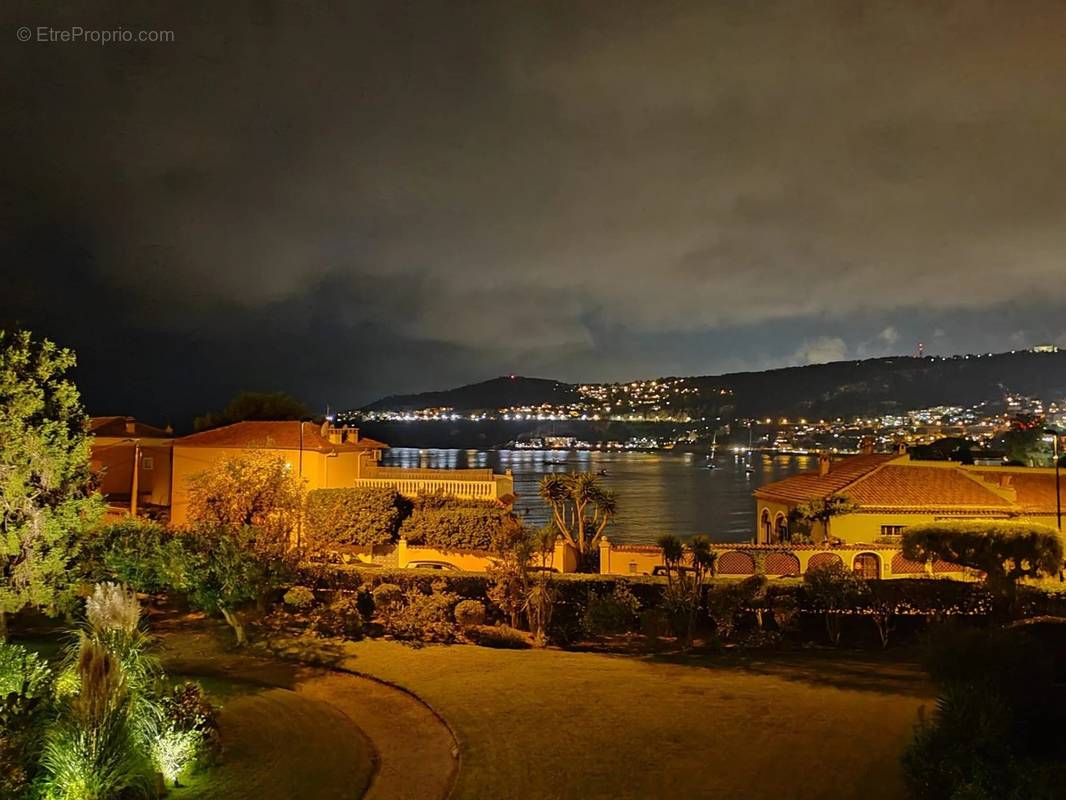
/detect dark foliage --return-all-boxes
[305,487,410,549]
[903,624,1066,799]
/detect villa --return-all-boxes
[88,416,175,517]
[754,451,1064,546]
[89,419,515,525]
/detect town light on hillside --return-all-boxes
[1045,428,1062,532]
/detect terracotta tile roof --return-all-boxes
[845,465,1012,509]
[757,453,1063,515]
[754,454,897,503]
[969,469,1064,513]
[89,416,172,438]
[173,421,387,453]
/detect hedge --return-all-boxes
[298,564,1066,623]
[304,487,409,548]
[399,505,512,550]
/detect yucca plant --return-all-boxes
[524,579,556,646]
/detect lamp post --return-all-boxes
[1046,428,1062,532]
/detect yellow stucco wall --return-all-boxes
[169,445,365,526]
[91,438,173,509]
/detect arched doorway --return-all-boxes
[806,552,843,573]
[853,552,880,580]
[774,513,788,543]
[761,509,772,543]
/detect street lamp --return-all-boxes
[1045,428,1062,532]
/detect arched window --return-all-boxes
[774,513,788,543]
[853,553,880,580]
[761,509,772,543]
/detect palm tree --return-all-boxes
[539,473,617,561]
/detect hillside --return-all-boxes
[362,376,578,412]
[357,351,1066,420]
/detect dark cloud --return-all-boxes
[3,0,1066,424]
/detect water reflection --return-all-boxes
[380,449,815,544]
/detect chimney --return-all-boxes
[818,452,831,476]
[124,417,136,435]
[326,424,358,445]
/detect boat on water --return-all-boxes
[704,431,720,469]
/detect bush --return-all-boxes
[639,608,672,640]
[0,640,51,699]
[400,502,513,551]
[152,682,220,785]
[380,585,459,643]
[0,641,52,798]
[471,624,530,649]
[902,624,1066,799]
[305,487,409,550]
[706,576,767,642]
[583,582,641,635]
[372,583,404,611]
[41,638,154,800]
[454,599,487,628]
[82,519,190,595]
[311,596,365,640]
[902,520,1064,609]
[804,561,869,644]
[160,682,221,765]
[283,585,316,610]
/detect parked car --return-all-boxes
[651,565,697,577]
[405,560,459,571]
[527,565,559,573]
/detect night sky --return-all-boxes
[4,1,1066,426]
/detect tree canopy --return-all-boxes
[186,450,304,549]
[0,331,103,635]
[193,391,310,432]
[902,520,1063,602]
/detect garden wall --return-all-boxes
[596,537,973,581]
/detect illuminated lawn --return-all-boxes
[282,639,931,800]
[171,679,375,800]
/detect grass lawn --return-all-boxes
[170,680,375,800]
[281,638,932,800]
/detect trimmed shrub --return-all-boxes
[472,624,530,649]
[583,582,641,635]
[400,503,513,551]
[283,585,316,609]
[371,583,404,611]
[902,520,1064,610]
[803,561,869,644]
[454,599,487,628]
[311,596,364,640]
[305,487,409,549]
[380,586,459,643]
